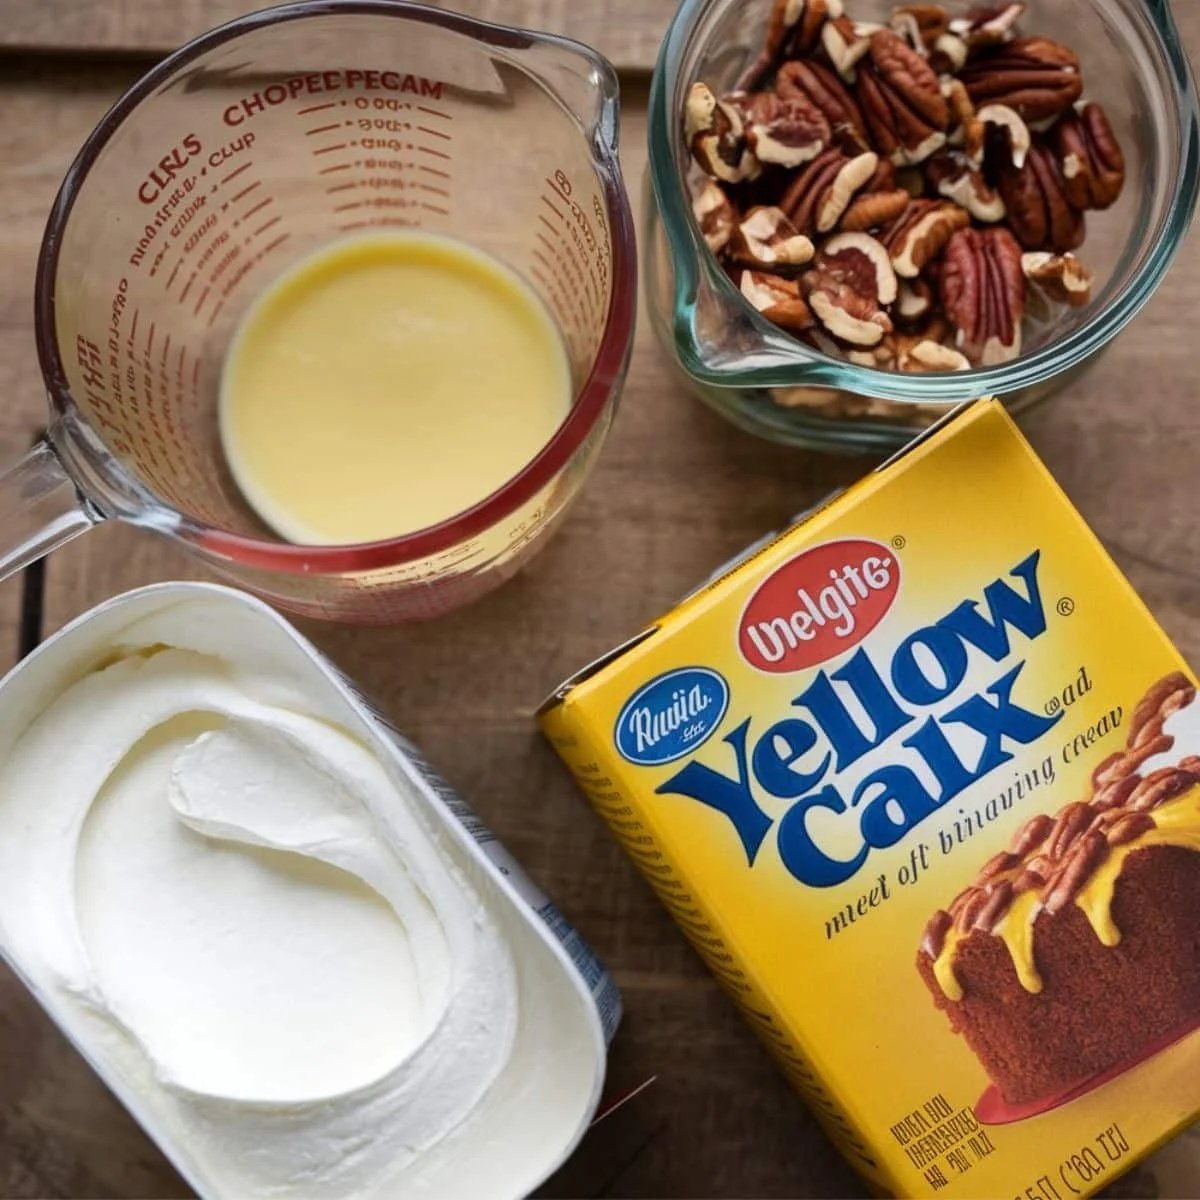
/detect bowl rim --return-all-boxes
[647,0,1200,404]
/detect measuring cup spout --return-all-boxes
[0,437,98,582]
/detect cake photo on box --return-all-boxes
[917,672,1200,1112]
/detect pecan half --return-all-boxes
[840,187,911,232]
[972,878,1015,930]
[730,206,816,269]
[960,37,1083,124]
[1052,102,1126,211]
[1127,767,1196,812]
[781,148,879,234]
[1044,800,1092,860]
[804,231,897,345]
[949,4,1025,50]
[1091,773,1140,813]
[737,0,846,91]
[1099,811,1155,848]
[885,199,970,278]
[998,142,1085,253]
[1129,671,1195,745]
[1022,251,1093,307]
[823,17,879,81]
[927,150,1006,222]
[739,90,831,168]
[692,180,737,254]
[857,30,951,166]
[740,269,816,332]
[686,83,760,183]
[1041,830,1107,915]
[1009,811,1053,857]
[940,226,1025,364]
[777,59,870,154]
[920,908,953,958]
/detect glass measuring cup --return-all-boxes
[7,0,636,623]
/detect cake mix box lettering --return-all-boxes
[539,400,1200,1198]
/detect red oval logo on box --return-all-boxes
[738,539,900,673]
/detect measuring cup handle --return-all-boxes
[0,437,98,582]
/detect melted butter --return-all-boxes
[932,785,1200,1001]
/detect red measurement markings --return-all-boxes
[326,182,358,195]
[312,142,349,155]
[417,183,450,199]
[417,105,451,120]
[220,160,254,187]
[416,124,451,141]
[416,145,451,161]
[319,163,352,175]
[305,122,342,136]
[297,101,337,116]
[419,165,450,180]
[334,202,365,213]
[253,214,282,237]
[230,180,261,205]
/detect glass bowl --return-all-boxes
[646,0,1200,451]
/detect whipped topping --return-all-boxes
[0,620,518,1197]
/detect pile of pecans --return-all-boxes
[686,1,1126,374]
[920,672,1200,960]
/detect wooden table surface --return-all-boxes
[1,2,1199,1197]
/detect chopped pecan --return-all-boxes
[1052,103,1126,211]
[1127,767,1196,812]
[737,0,846,91]
[686,83,760,183]
[777,59,870,154]
[840,187,911,232]
[942,78,975,130]
[739,89,831,168]
[949,4,1025,50]
[730,205,816,269]
[781,148,879,234]
[1022,251,1093,307]
[940,226,1025,365]
[998,142,1085,252]
[977,850,1021,881]
[960,37,1083,124]
[857,30,951,166]
[823,17,880,81]
[740,269,816,332]
[692,180,737,254]
[921,909,953,958]
[804,231,897,345]
[1009,812,1053,857]
[1041,830,1107,915]
[885,199,970,278]
[927,150,1006,222]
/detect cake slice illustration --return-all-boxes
[918,672,1200,1106]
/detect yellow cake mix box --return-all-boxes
[539,399,1200,1198]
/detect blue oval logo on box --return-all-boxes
[614,667,730,766]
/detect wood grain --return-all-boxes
[0,0,673,74]
[1,4,1200,1196]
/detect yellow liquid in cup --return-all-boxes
[219,232,572,545]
